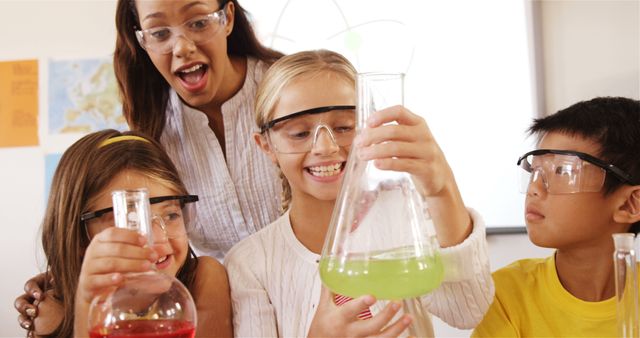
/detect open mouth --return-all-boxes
[176,64,208,85]
[306,162,346,177]
[156,255,169,265]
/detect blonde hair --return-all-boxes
[255,49,357,212]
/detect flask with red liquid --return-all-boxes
[88,189,197,338]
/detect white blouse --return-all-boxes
[225,209,495,337]
[160,57,282,260]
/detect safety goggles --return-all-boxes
[81,195,198,240]
[260,105,356,154]
[517,149,635,194]
[135,2,227,55]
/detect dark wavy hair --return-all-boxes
[114,0,283,140]
[528,96,640,233]
[41,129,199,338]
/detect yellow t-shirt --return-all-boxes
[472,255,617,337]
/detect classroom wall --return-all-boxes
[0,1,637,337]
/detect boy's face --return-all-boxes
[524,132,629,249]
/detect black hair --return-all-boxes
[528,96,640,233]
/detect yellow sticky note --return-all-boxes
[0,60,39,147]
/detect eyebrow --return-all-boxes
[142,1,211,23]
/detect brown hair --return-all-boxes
[114,0,283,140]
[255,49,357,211]
[41,129,198,338]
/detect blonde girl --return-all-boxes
[225,50,494,337]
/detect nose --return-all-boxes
[526,168,547,197]
[311,125,339,155]
[172,35,196,58]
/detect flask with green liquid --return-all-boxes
[319,73,443,337]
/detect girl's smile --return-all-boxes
[304,161,347,182]
[87,169,189,278]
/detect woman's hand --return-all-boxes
[15,273,45,332]
[14,273,63,337]
[307,286,411,338]
[355,106,472,247]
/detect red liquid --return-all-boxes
[90,319,195,338]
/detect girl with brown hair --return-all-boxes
[26,130,232,338]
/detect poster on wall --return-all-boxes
[48,57,127,135]
[0,59,39,147]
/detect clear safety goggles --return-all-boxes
[260,105,356,154]
[517,149,635,194]
[135,3,227,55]
[81,195,198,241]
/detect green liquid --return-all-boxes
[319,254,444,300]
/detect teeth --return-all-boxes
[156,255,168,264]
[308,163,343,177]
[180,64,202,73]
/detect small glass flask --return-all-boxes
[319,73,443,337]
[88,189,197,338]
[613,233,639,338]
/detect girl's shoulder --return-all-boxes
[193,256,228,285]
[190,256,234,337]
[190,256,230,305]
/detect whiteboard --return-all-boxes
[242,0,536,228]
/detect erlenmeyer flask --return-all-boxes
[88,189,197,338]
[613,233,639,338]
[319,73,443,336]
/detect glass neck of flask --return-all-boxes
[111,189,155,246]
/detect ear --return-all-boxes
[613,186,640,224]
[224,1,235,37]
[253,132,278,164]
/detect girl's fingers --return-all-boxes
[356,124,418,147]
[82,256,153,276]
[352,301,403,336]
[86,241,157,263]
[373,158,437,175]
[367,106,424,128]
[316,285,335,310]
[93,227,147,246]
[81,273,123,294]
[338,294,377,320]
[358,141,433,162]
[376,314,413,338]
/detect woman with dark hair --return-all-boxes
[16,1,284,335]
[113,0,285,260]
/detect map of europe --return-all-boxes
[48,58,127,134]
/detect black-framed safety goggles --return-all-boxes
[81,195,199,223]
[517,149,636,194]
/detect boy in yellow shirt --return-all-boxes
[473,97,640,337]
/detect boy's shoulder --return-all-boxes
[492,256,551,288]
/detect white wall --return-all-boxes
[0,2,118,337]
[538,0,640,114]
[0,1,637,337]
